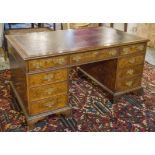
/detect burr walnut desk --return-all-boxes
[6,27,148,127]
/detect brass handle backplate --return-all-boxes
[33,62,40,69]
[46,58,66,64]
[123,47,130,54]
[47,88,55,95]
[44,74,54,81]
[126,81,133,87]
[127,69,134,75]
[137,45,144,51]
[55,58,66,64]
[72,55,81,62]
[44,100,57,108]
[92,52,98,56]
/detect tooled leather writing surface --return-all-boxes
[6,26,148,60]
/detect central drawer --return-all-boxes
[28,81,68,102]
[29,93,68,115]
[70,48,118,65]
[27,69,68,87]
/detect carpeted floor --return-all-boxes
[0,63,155,132]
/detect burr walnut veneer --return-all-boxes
[6,27,148,127]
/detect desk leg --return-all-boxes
[109,95,120,104]
[27,117,46,130]
[131,87,144,96]
[27,120,37,130]
[62,108,72,117]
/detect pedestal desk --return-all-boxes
[6,27,148,127]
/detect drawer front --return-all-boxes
[70,48,118,65]
[29,82,68,102]
[120,43,145,55]
[29,94,67,115]
[97,48,118,60]
[117,65,143,79]
[118,54,145,69]
[28,69,68,87]
[70,51,98,65]
[28,55,68,71]
[116,77,141,92]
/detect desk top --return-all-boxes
[6,26,149,60]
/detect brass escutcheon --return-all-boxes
[44,74,54,81]
[127,69,134,75]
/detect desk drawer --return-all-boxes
[120,43,145,55]
[118,54,145,69]
[117,65,143,79]
[28,69,68,87]
[116,76,141,91]
[29,81,68,102]
[28,55,68,71]
[70,48,118,65]
[29,94,67,115]
[97,48,118,60]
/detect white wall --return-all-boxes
[127,23,138,34]
[104,23,138,33]
[113,23,124,31]
[0,23,4,47]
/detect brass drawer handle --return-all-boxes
[44,74,54,81]
[44,100,57,108]
[109,50,117,56]
[137,45,144,51]
[126,81,133,87]
[46,58,66,64]
[47,88,55,95]
[72,55,81,62]
[92,52,98,56]
[123,47,130,54]
[33,62,40,69]
[54,58,66,64]
[129,58,136,64]
[131,45,137,51]
[127,69,134,75]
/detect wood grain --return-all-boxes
[118,53,145,69]
[28,55,69,71]
[28,81,68,102]
[80,59,118,91]
[116,65,144,80]
[29,93,68,115]
[116,76,141,92]
[120,43,146,55]
[27,68,68,87]
[70,48,118,65]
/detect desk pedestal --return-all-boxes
[78,58,144,103]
